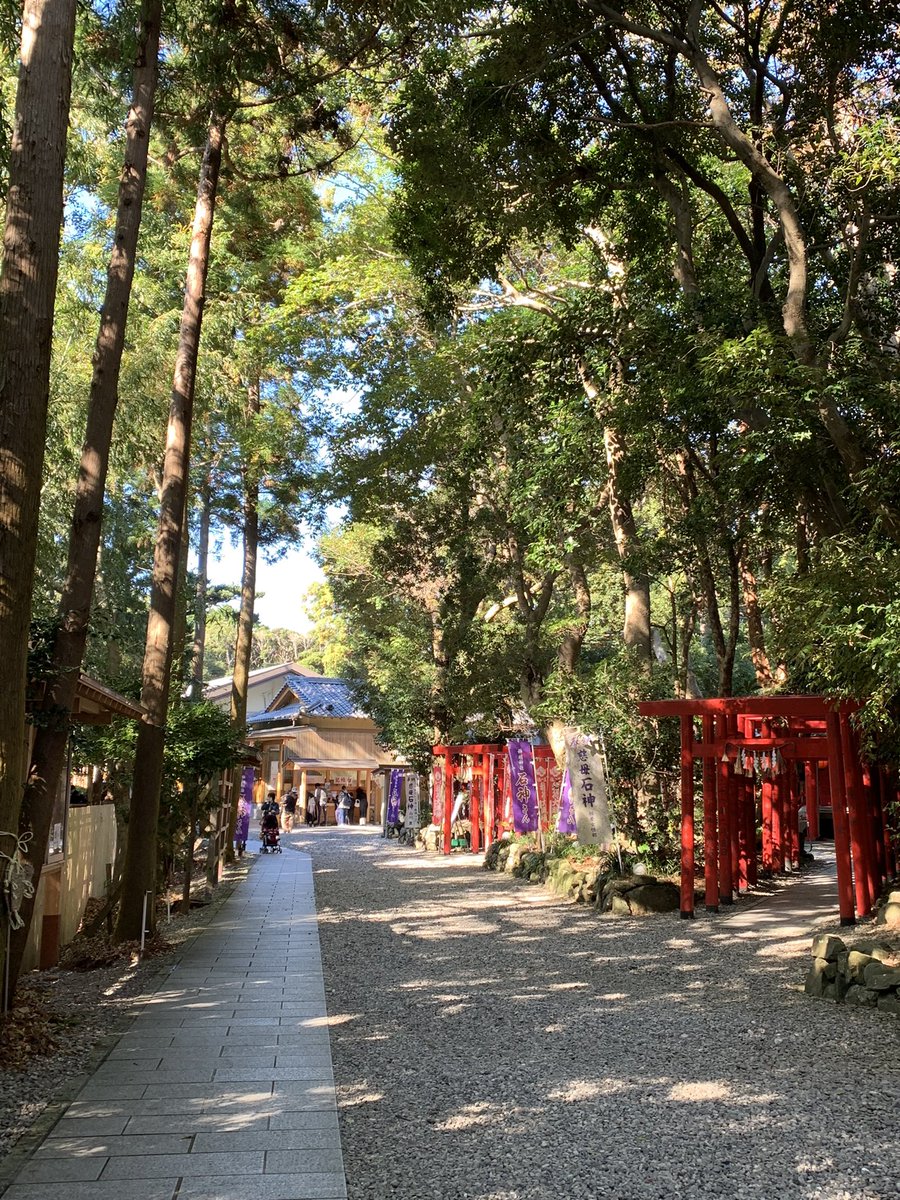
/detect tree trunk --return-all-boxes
[115,117,225,942]
[558,555,591,674]
[578,360,652,665]
[0,0,77,980]
[739,551,774,688]
[225,378,260,862]
[189,466,212,699]
[5,0,163,993]
[169,482,192,693]
[605,425,652,662]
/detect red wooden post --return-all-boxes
[826,712,856,925]
[847,725,877,914]
[443,750,453,856]
[771,770,785,873]
[702,714,719,912]
[839,714,873,916]
[716,714,733,904]
[745,776,758,886]
[761,775,773,871]
[864,766,885,880]
[728,715,740,892]
[805,762,819,841]
[471,754,482,854]
[787,764,800,868]
[486,753,496,846]
[679,715,695,919]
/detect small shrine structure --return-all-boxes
[637,696,897,925]
[431,743,560,855]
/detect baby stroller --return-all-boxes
[260,825,282,853]
[260,801,282,853]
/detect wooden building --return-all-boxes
[228,669,402,822]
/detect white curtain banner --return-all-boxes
[565,730,614,848]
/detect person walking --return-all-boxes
[356,785,368,825]
[235,795,251,858]
[336,787,352,825]
[282,788,298,832]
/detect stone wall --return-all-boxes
[804,933,900,1015]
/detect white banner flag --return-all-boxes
[565,730,614,848]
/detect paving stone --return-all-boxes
[3,1182,178,1200]
[15,1157,107,1183]
[36,1133,193,1157]
[193,1130,339,1153]
[175,1173,346,1200]
[264,1149,345,1173]
[100,1151,263,1179]
[123,1113,271,1136]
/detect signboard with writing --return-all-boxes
[565,732,613,847]
[387,769,403,825]
[507,740,539,833]
[556,767,576,834]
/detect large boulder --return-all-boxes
[845,950,875,983]
[804,958,830,998]
[612,881,681,916]
[851,939,894,963]
[862,961,900,992]
[876,899,900,929]
[844,984,878,1007]
[811,934,846,962]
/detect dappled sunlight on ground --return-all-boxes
[282,826,897,1200]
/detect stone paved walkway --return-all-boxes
[1,850,345,1200]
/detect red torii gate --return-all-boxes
[638,696,897,926]
[432,743,559,855]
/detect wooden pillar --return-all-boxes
[865,766,885,881]
[853,742,880,904]
[761,773,773,871]
[715,714,733,904]
[805,762,819,841]
[471,754,482,853]
[839,714,872,917]
[844,723,876,916]
[787,763,800,868]
[826,712,856,925]
[443,750,453,855]
[745,775,758,885]
[702,714,719,912]
[727,715,740,893]
[299,769,308,815]
[771,767,786,873]
[679,715,695,919]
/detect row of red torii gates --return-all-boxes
[433,695,898,927]
[638,695,897,925]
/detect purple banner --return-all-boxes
[241,766,255,805]
[556,767,575,834]
[387,769,403,825]
[507,740,539,833]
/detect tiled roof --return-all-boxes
[247,676,368,725]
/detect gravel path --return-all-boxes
[287,826,899,1200]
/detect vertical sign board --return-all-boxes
[241,766,255,807]
[432,760,445,825]
[565,731,614,847]
[556,768,576,834]
[387,769,403,826]
[507,740,539,834]
[406,775,421,833]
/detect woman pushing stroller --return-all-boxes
[260,791,282,853]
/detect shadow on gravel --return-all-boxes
[280,829,898,1200]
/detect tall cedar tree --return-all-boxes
[7,0,164,997]
[0,0,77,986]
